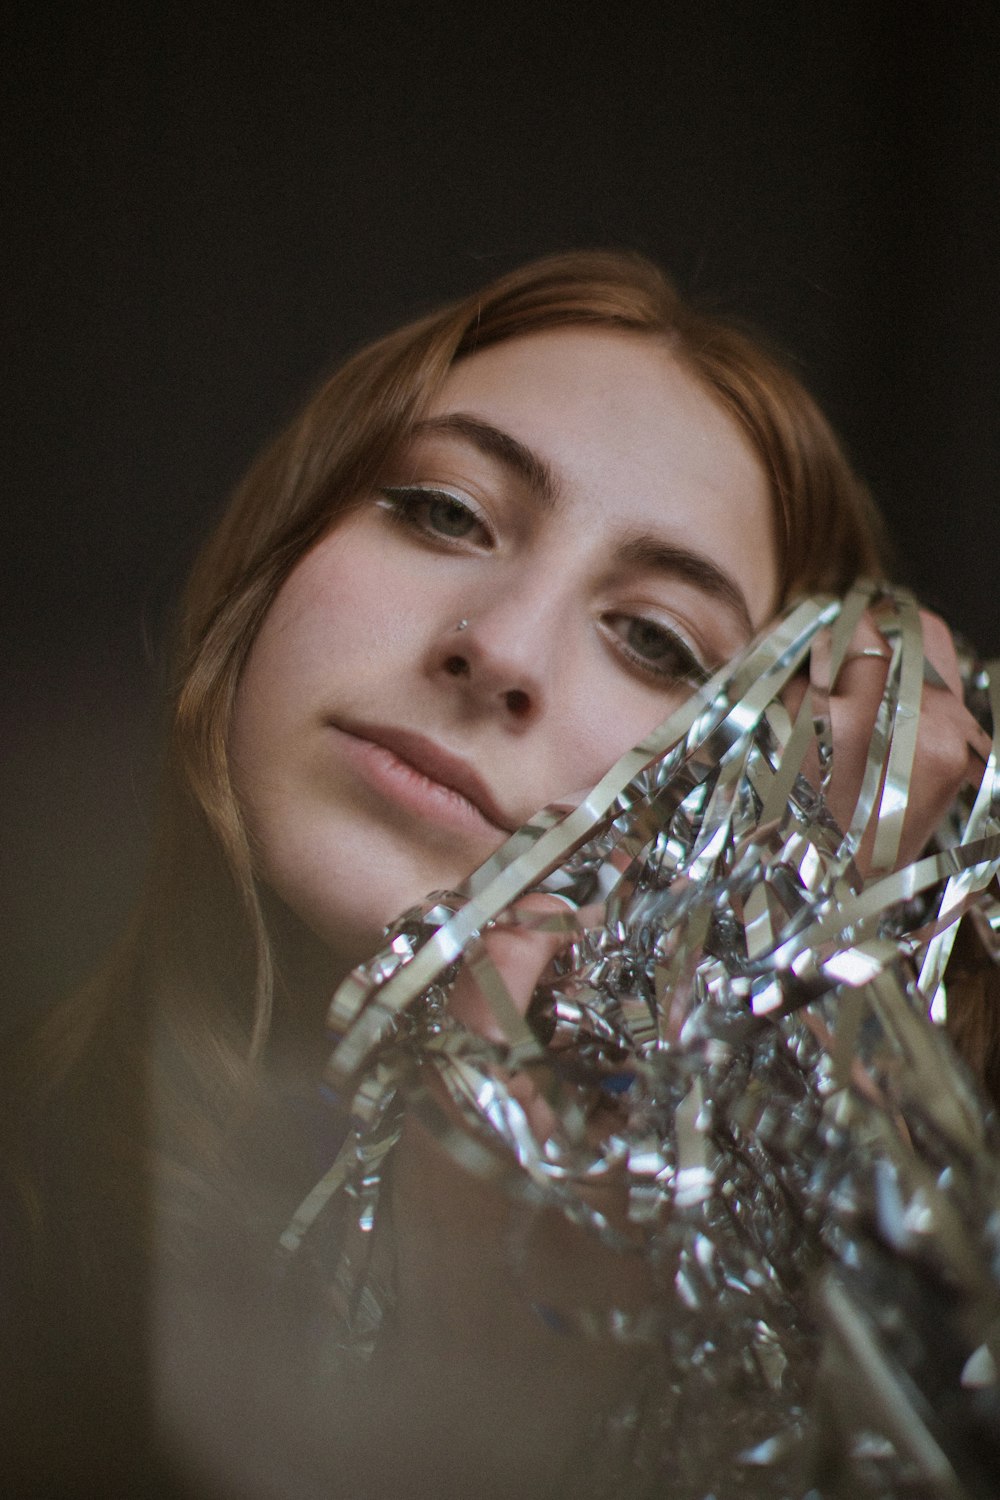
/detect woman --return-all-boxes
[8,251,997,1498]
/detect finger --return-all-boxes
[834,610,985,870]
[448,893,577,1043]
[894,692,987,867]
[919,609,962,697]
[918,609,991,769]
[827,614,892,699]
[794,611,959,871]
[442,894,583,1145]
[786,617,891,836]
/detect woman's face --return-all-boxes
[231,327,779,968]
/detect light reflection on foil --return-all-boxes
[280,584,1000,1498]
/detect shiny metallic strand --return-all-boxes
[282,583,1000,1497]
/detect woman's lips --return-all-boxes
[330,721,518,836]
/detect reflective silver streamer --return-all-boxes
[280,584,1000,1498]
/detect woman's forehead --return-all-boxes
[430,329,763,513]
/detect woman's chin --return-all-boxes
[271,884,424,986]
[264,844,489,978]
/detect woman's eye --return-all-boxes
[378,486,490,546]
[610,615,708,684]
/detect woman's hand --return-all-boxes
[788,609,989,875]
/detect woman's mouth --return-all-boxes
[330,721,518,838]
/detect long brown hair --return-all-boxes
[25,252,901,1176]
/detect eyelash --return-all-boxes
[377,485,709,688]
[377,486,493,549]
[604,615,708,686]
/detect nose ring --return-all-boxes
[455,618,469,632]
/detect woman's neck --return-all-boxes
[260,892,350,1085]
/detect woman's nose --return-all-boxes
[429,595,553,724]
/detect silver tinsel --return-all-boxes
[280,583,1000,1498]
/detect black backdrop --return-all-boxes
[5,1,999,1017]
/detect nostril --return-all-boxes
[445,654,470,677]
[505,688,530,716]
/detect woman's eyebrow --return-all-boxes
[411,413,755,635]
[616,534,755,637]
[410,413,560,508]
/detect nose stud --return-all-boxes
[445,619,470,676]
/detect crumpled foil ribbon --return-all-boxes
[279,582,1000,1499]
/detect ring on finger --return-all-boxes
[841,647,891,664]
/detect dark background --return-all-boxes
[4,1,999,1018]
